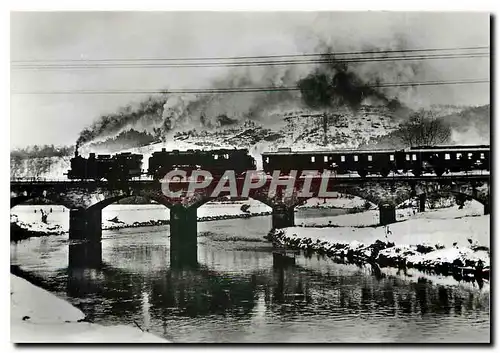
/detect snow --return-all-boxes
[406,247,490,268]
[290,202,488,248]
[297,196,372,209]
[11,274,169,343]
[270,202,490,276]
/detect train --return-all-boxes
[262,144,490,177]
[147,148,256,179]
[66,144,490,181]
[66,147,256,181]
[67,150,143,181]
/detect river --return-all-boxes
[10,205,490,343]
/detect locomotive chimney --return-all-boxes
[74,144,79,158]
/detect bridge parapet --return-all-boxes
[11,174,491,228]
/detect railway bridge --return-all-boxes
[11,173,490,267]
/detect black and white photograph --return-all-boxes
[9,10,491,343]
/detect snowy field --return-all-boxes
[11,275,169,343]
[287,202,488,248]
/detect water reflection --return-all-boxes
[57,252,489,339]
[68,242,102,269]
[10,217,490,343]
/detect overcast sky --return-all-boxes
[10,12,490,148]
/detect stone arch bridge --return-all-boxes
[11,175,490,266]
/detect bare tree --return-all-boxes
[396,110,451,147]
[10,156,25,179]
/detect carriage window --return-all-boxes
[456,153,462,160]
[480,153,485,159]
[214,154,219,160]
[406,154,410,161]
[445,153,450,160]
[324,156,328,162]
[224,154,229,159]
[311,156,315,163]
[389,154,394,161]
[412,154,417,161]
[341,156,346,162]
[367,155,373,161]
[354,155,359,162]
[468,153,473,159]
[265,157,269,163]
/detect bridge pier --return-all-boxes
[272,205,295,229]
[169,205,198,268]
[418,194,426,212]
[379,204,396,226]
[69,208,102,242]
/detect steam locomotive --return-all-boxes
[262,144,490,177]
[67,147,256,180]
[67,150,143,181]
[147,148,256,179]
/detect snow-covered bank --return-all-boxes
[268,206,490,279]
[103,211,272,230]
[11,274,169,343]
[296,195,373,210]
[293,203,487,247]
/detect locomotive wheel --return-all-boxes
[413,169,422,177]
[358,170,367,178]
[380,169,389,177]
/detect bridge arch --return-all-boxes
[396,190,488,215]
[190,195,275,209]
[292,194,378,210]
[86,193,172,213]
[11,195,75,209]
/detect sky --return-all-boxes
[10,11,490,148]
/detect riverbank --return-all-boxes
[10,274,170,343]
[267,206,490,280]
[103,211,272,231]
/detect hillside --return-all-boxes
[10,104,489,179]
[360,104,490,149]
[442,105,490,145]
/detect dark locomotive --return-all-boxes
[147,148,256,179]
[67,147,256,180]
[262,144,490,177]
[67,149,143,181]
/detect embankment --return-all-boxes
[266,212,490,280]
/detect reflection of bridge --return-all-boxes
[11,174,490,266]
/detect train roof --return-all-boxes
[262,145,490,156]
[409,147,490,153]
[152,148,249,155]
[409,144,490,150]
[262,149,398,156]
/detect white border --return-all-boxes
[2,2,498,352]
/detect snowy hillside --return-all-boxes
[113,106,399,172]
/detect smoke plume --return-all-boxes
[77,34,438,146]
[76,96,166,147]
